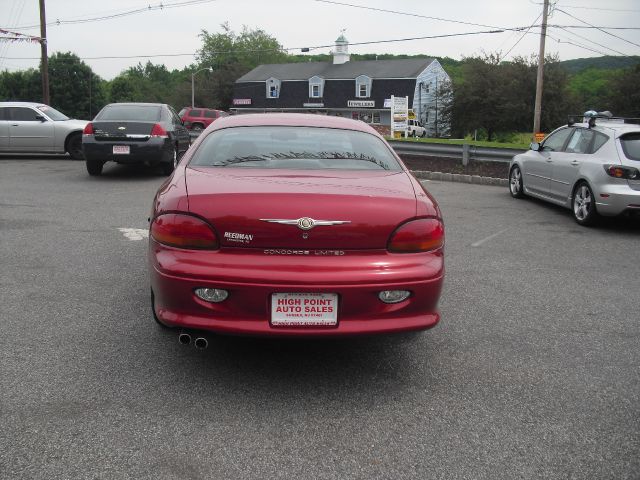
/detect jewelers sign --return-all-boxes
[348,100,375,108]
[390,95,409,137]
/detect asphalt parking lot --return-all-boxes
[1,157,639,480]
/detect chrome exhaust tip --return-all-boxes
[178,333,191,345]
[194,337,208,350]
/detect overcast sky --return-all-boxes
[1,0,638,80]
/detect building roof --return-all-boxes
[236,58,435,82]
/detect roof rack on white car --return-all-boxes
[568,110,640,128]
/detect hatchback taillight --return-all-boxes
[604,164,640,179]
[150,123,169,138]
[151,214,219,249]
[83,123,94,135]
[388,218,444,253]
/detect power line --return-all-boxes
[551,4,640,13]
[6,0,219,31]
[551,25,629,56]
[1,28,505,62]
[555,7,640,49]
[502,13,543,60]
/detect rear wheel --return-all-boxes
[86,158,104,176]
[66,133,84,160]
[192,123,204,132]
[572,181,598,226]
[161,148,177,175]
[509,165,524,198]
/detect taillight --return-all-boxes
[150,123,169,138]
[388,218,444,253]
[150,214,218,249]
[604,164,639,179]
[83,123,94,135]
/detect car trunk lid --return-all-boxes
[185,167,418,250]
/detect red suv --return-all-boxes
[178,107,228,131]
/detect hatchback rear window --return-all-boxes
[620,133,640,161]
[189,126,402,171]
[97,105,162,122]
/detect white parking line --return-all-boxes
[118,228,149,241]
[471,228,509,248]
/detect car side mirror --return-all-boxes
[530,142,540,152]
[35,115,46,122]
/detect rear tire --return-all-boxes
[192,123,204,132]
[572,181,598,226]
[86,159,103,176]
[66,133,84,160]
[161,148,177,175]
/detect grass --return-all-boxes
[387,135,531,150]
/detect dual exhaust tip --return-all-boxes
[178,332,208,350]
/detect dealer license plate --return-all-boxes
[113,145,130,155]
[271,293,338,326]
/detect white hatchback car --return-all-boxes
[509,114,640,225]
[0,102,88,159]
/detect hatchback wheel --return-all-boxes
[86,159,103,176]
[572,182,598,226]
[509,165,524,198]
[192,123,204,132]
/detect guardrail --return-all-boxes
[188,130,526,163]
[388,140,526,163]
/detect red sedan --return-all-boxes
[149,113,444,342]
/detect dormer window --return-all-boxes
[266,77,281,99]
[309,76,325,98]
[355,75,372,98]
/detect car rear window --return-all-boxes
[620,133,640,161]
[96,105,162,122]
[178,108,187,117]
[189,126,402,171]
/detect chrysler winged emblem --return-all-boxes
[260,217,350,231]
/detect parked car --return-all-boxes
[0,101,87,159]
[407,119,427,137]
[82,103,190,176]
[149,113,444,343]
[177,107,228,131]
[509,113,640,225]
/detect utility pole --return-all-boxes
[39,0,50,104]
[533,0,549,139]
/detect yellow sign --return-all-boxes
[408,110,416,120]
[534,132,545,143]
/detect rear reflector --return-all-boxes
[151,213,218,249]
[388,218,444,253]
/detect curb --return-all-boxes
[412,170,509,187]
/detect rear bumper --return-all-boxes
[82,136,172,164]
[149,241,444,337]
[594,183,640,216]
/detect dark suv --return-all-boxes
[178,107,228,131]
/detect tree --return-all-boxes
[0,69,40,102]
[194,23,287,109]
[48,52,106,119]
[607,65,640,117]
